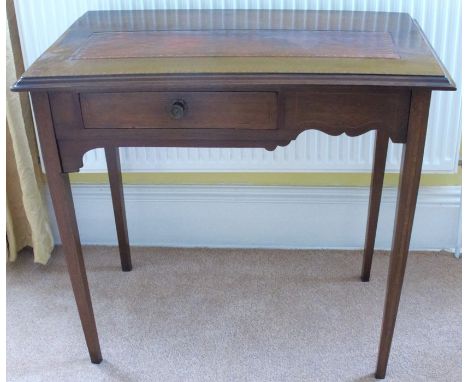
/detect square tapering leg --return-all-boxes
[31,92,102,364]
[361,131,389,282]
[375,89,431,379]
[105,147,132,271]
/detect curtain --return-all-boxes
[6,0,54,264]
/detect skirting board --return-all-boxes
[46,185,461,251]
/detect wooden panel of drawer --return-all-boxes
[80,91,278,130]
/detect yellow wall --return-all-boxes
[70,167,461,187]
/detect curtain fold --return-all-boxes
[6,0,54,264]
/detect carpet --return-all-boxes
[6,247,461,381]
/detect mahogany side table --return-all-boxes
[12,10,455,379]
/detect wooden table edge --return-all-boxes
[11,73,456,93]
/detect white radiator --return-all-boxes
[14,0,461,174]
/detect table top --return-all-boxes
[13,10,455,91]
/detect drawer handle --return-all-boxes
[170,100,186,119]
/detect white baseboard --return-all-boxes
[46,185,461,251]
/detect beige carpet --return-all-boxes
[7,246,461,382]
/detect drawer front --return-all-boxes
[80,92,278,130]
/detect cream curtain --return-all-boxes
[6,0,54,264]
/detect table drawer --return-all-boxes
[80,91,278,130]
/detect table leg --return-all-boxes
[375,89,431,379]
[31,93,102,364]
[105,147,132,271]
[361,131,389,282]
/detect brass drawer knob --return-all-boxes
[170,100,186,119]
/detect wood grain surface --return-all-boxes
[80,91,278,130]
[11,10,455,91]
[73,30,399,59]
